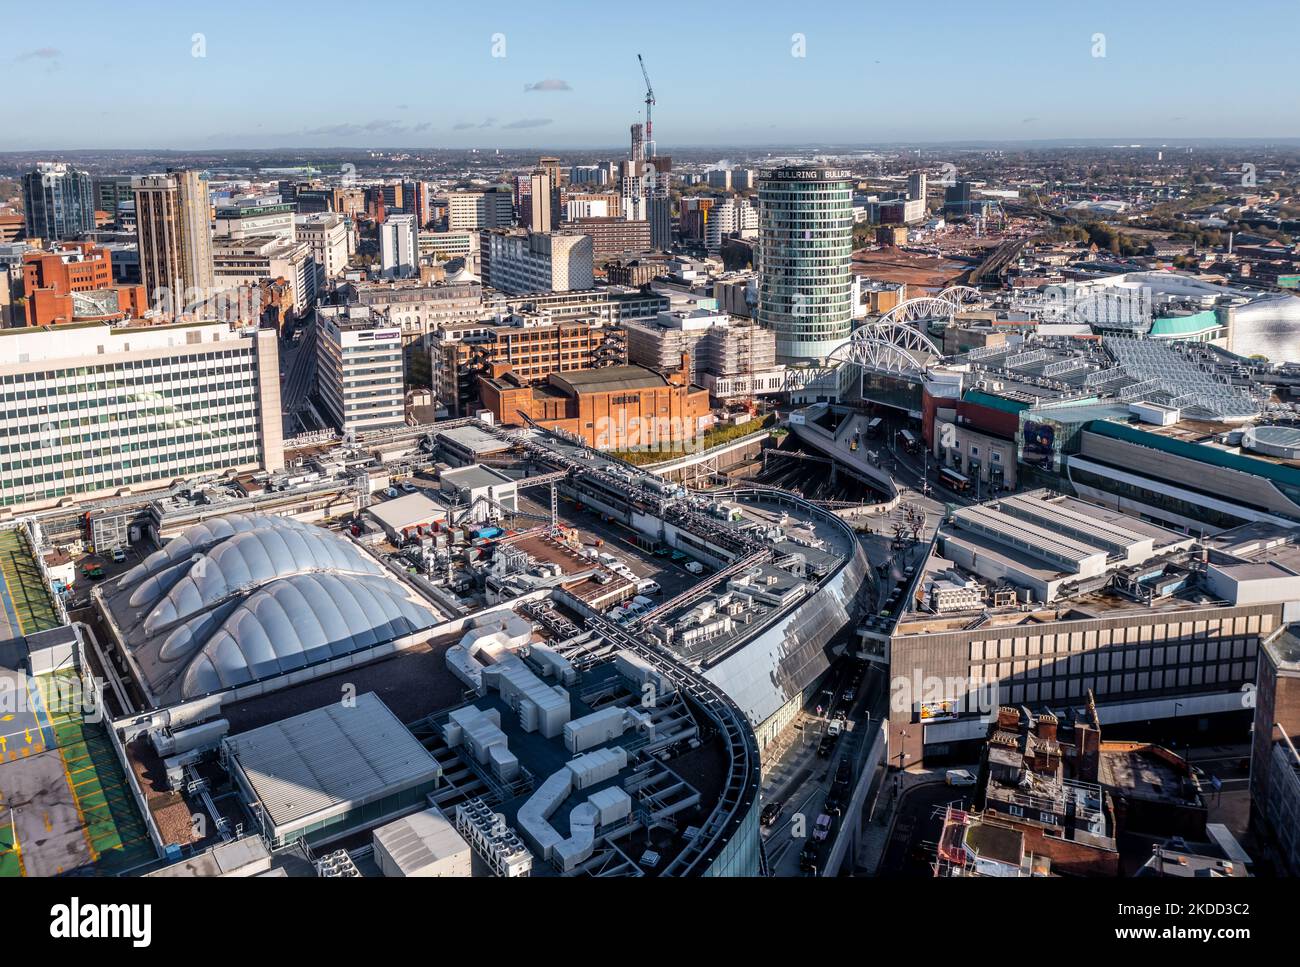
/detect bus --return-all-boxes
[866,417,884,440]
[897,428,920,454]
[939,467,971,493]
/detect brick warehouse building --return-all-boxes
[22,242,147,326]
[478,360,711,450]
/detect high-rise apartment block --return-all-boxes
[380,213,418,279]
[908,171,927,203]
[133,169,215,311]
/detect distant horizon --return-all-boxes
[4,136,1300,158]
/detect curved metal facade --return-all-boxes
[702,491,870,741]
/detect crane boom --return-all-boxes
[637,53,655,142]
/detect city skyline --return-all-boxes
[0,0,1297,909]
[6,0,1299,151]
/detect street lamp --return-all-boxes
[894,730,910,798]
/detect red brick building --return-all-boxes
[22,242,147,326]
[479,360,712,450]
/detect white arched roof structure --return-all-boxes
[829,320,943,377]
[173,573,434,696]
[114,514,438,702]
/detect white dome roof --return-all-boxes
[115,515,438,701]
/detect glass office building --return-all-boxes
[22,162,96,241]
[757,166,854,362]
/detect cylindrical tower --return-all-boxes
[756,165,854,362]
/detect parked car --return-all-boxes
[111,548,126,563]
[827,717,845,737]
[798,843,819,873]
[400,482,418,493]
[945,769,977,788]
[760,802,783,828]
[812,813,833,841]
[817,734,837,758]
[835,758,853,787]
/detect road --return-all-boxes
[759,658,886,876]
[279,316,318,436]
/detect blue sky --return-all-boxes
[3,0,1296,150]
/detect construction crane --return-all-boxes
[637,53,655,147]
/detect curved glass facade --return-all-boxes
[757,166,854,362]
[704,799,763,877]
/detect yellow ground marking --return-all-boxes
[29,679,98,865]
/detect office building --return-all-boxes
[0,319,282,513]
[214,197,296,242]
[756,166,854,361]
[335,276,485,386]
[22,163,95,242]
[564,195,617,220]
[294,212,350,283]
[93,175,135,224]
[567,217,652,264]
[211,236,316,316]
[380,213,418,279]
[431,312,624,416]
[878,198,926,225]
[316,308,406,437]
[133,170,215,311]
[418,229,479,267]
[447,188,514,231]
[21,242,147,326]
[480,230,593,295]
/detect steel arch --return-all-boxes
[936,285,984,308]
[878,296,962,327]
[824,320,944,377]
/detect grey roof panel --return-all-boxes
[224,693,441,833]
